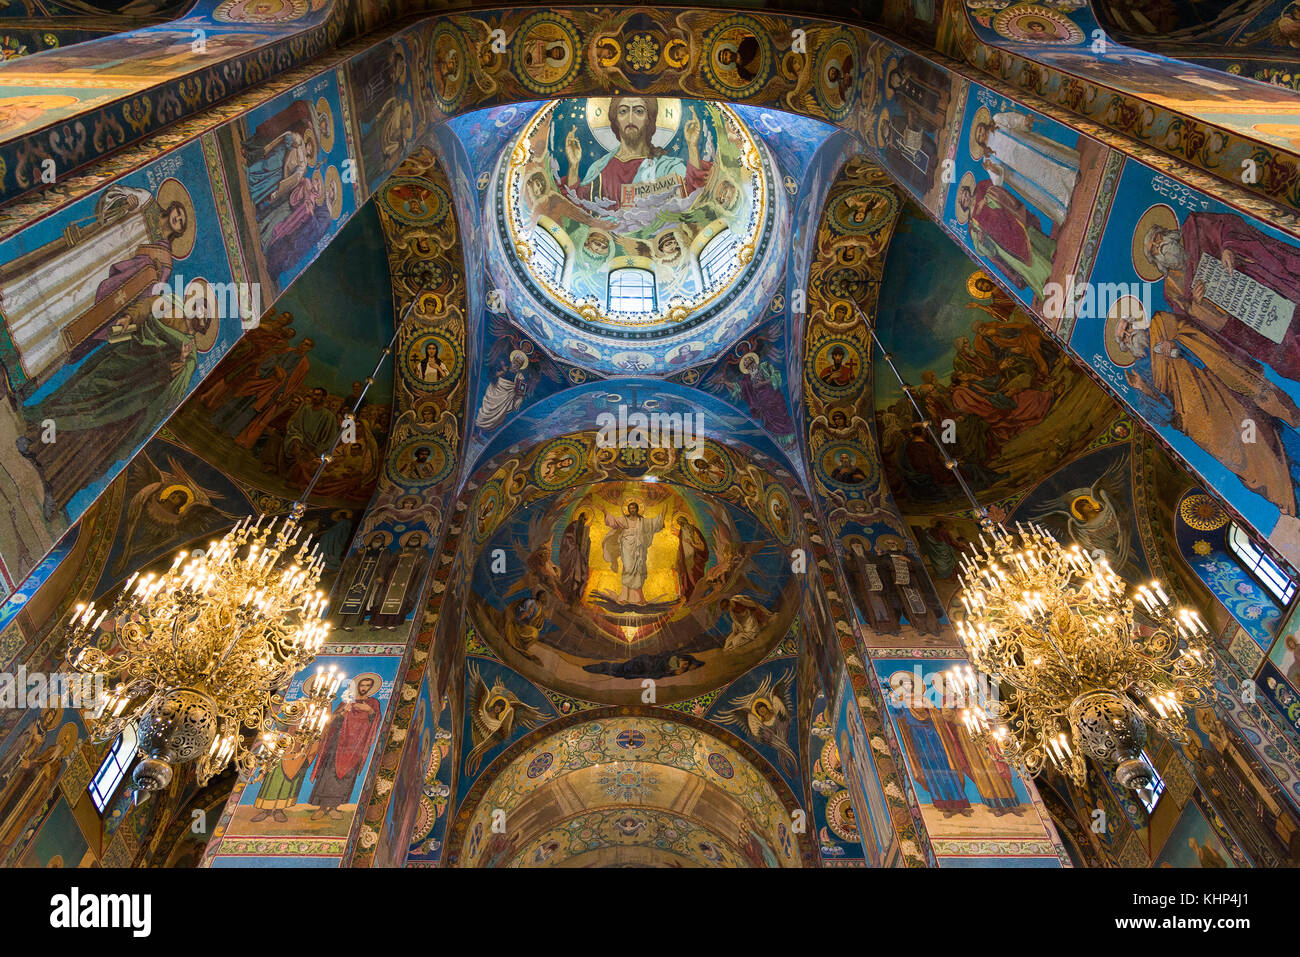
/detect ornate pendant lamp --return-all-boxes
[63,301,417,793]
[861,304,1216,798]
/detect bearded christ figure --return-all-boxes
[564,97,712,210]
[601,501,665,604]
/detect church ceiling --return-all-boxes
[5,1,1300,604]
[169,200,396,509]
[448,713,809,867]
[469,479,800,706]
[870,199,1283,669]
[494,99,776,349]
[464,380,800,492]
[5,0,1300,873]
[436,97,836,474]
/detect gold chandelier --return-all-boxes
[65,511,344,792]
[850,298,1221,799]
[950,522,1215,797]
[60,298,424,793]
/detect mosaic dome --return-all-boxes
[490,97,780,372]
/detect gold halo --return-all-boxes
[349,672,383,697]
[315,97,335,153]
[875,534,906,553]
[155,178,197,259]
[969,106,992,162]
[1103,295,1148,368]
[301,127,318,166]
[887,669,917,695]
[1131,203,1180,282]
[509,348,530,370]
[363,529,394,547]
[953,170,976,225]
[159,484,195,511]
[584,96,683,151]
[1070,494,1100,520]
[325,165,343,219]
[179,278,221,353]
[841,533,872,555]
[966,270,994,299]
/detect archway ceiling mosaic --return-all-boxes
[4,0,1299,873]
[6,0,1300,592]
[469,478,800,707]
[461,378,801,488]
[449,714,808,867]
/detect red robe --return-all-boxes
[234,351,312,449]
[970,180,1033,262]
[571,154,711,209]
[951,379,1052,440]
[1173,211,1300,381]
[313,696,382,783]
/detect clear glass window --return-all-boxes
[1228,523,1296,604]
[89,722,137,812]
[607,268,657,313]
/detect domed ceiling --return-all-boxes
[485,96,787,374]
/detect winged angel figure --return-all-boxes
[714,668,797,775]
[465,662,548,776]
[112,453,240,575]
[1029,455,1134,575]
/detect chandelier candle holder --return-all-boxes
[65,513,344,792]
[59,294,428,795]
[848,296,1219,801]
[950,522,1215,799]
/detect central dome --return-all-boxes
[489,97,781,373]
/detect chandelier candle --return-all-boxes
[64,513,342,792]
[59,293,432,795]
[950,522,1215,798]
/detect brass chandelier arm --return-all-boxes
[59,291,435,794]
[844,297,1215,795]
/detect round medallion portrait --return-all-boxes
[380,176,448,227]
[402,330,462,392]
[809,338,868,399]
[513,12,582,95]
[427,21,470,113]
[386,435,453,488]
[812,31,859,121]
[702,15,775,100]
[992,4,1086,43]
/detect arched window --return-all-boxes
[698,229,739,288]
[607,268,657,313]
[531,227,566,285]
[1135,752,1165,813]
[1228,522,1296,605]
[89,722,138,812]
